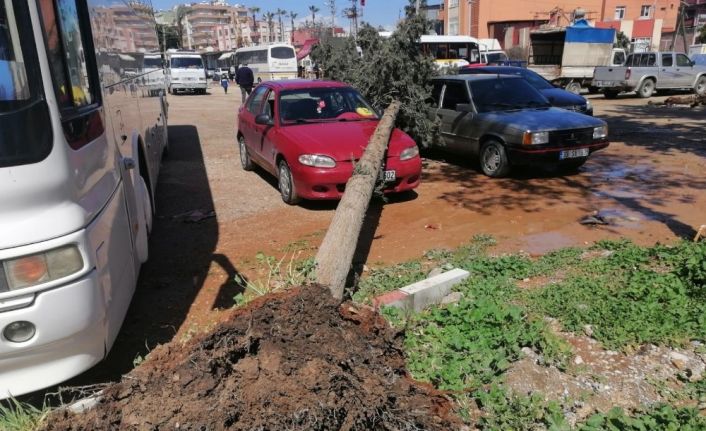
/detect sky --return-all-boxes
[151,0,411,29]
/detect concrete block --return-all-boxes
[372,289,411,310]
[399,268,470,312]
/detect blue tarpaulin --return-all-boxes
[565,19,615,44]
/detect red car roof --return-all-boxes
[263,79,351,90]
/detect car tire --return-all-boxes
[480,140,511,178]
[637,79,655,98]
[565,82,582,95]
[238,136,254,171]
[695,75,706,96]
[603,90,619,99]
[587,86,600,95]
[278,161,300,205]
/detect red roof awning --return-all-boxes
[297,39,318,60]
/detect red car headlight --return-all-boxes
[298,154,336,168]
[399,146,420,161]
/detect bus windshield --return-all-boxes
[1,0,51,168]
[171,57,203,69]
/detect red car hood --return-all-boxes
[281,120,417,161]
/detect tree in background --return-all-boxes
[698,25,706,44]
[264,12,275,43]
[157,24,180,51]
[289,11,299,43]
[309,5,320,27]
[615,31,630,50]
[277,8,287,42]
[249,6,260,43]
[311,2,439,147]
[174,5,191,48]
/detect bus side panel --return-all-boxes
[86,180,137,351]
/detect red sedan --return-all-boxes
[237,80,422,204]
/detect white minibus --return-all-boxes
[0,0,167,397]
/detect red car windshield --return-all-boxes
[279,87,379,124]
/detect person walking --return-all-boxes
[221,75,229,94]
[235,63,254,104]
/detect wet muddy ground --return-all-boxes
[45,84,705,394]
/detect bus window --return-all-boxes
[270,46,294,59]
[0,0,52,168]
[0,0,30,102]
[52,0,94,107]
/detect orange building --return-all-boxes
[441,0,686,52]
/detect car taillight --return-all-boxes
[625,69,631,80]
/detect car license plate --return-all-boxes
[383,170,396,182]
[560,148,589,160]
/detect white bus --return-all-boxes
[0,0,167,398]
[420,35,481,69]
[235,43,297,82]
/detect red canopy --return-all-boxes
[297,39,318,60]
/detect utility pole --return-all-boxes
[671,1,689,53]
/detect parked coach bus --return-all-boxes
[235,43,297,82]
[0,0,167,398]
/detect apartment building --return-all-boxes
[181,2,249,51]
[92,4,159,53]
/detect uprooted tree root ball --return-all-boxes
[44,285,462,430]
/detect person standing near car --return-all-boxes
[235,63,254,104]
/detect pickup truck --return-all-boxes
[592,51,706,99]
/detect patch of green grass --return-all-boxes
[475,386,570,431]
[528,241,706,350]
[0,399,49,431]
[352,261,426,304]
[403,274,570,392]
[233,251,316,306]
[578,405,706,430]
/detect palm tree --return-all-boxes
[248,6,260,43]
[309,5,320,27]
[264,12,275,43]
[174,5,192,49]
[276,8,287,42]
[288,11,298,44]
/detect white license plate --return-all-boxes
[383,170,396,182]
[560,148,589,160]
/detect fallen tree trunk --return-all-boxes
[316,101,401,300]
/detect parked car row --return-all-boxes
[237,73,608,205]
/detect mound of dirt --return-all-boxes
[44,286,461,430]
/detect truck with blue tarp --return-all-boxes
[528,19,625,94]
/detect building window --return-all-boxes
[614,6,626,20]
[449,0,458,7]
[640,5,652,18]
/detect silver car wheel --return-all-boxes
[239,140,247,166]
[279,163,291,199]
[696,76,706,96]
[483,146,501,172]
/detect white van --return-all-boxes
[167,52,208,95]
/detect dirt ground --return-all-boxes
[46,83,706,395]
[43,286,461,430]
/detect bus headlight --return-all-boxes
[3,246,83,290]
